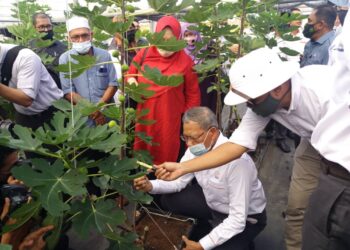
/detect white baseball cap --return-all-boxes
[66,16,90,33]
[224,48,300,106]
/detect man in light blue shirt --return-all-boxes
[300,4,336,67]
[59,16,117,125]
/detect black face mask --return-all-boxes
[303,23,316,38]
[41,30,54,40]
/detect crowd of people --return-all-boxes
[0,1,349,250]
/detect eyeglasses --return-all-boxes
[230,87,256,107]
[70,33,91,42]
[180,131,205,143]
[36,24,52,31]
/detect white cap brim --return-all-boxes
[224,61,299,106]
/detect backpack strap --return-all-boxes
[1,46,25,86]
[139,47,149,67]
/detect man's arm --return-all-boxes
[64,92,82,105]
[100,86,117,103]
[0,84,33,107]
[156,142,247,181]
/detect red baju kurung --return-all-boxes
[127,17,200,164]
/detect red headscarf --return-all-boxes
[155,16,181,39]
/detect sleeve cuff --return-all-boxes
[21,88,36,99]
[149,180,160,194]
[199,235,216,250]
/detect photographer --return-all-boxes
[0,145,54,250]
[1,197,54,250]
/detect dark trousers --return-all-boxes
[302,160,350,250]
[14,106,56,130]
[159,182,267,250]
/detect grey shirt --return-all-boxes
[300,31,335,67]
[0,44,63,115]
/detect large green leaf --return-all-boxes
[10,125,43,151]
[279,47,300,57]
[135,132,154,145]
[194,58,219,74]
[99,157,145,181]
[42,214,63,249]
[92,16,134,36]
[146,31,186,52]
[148,0,194,13]
[12,159,88,216]
[1,200,41,233]
[139,65,184,87]
[89,133,127,154]
[182,6,212,23]
[71,200,126,238]
[125,82,155,103]
[56,54,97,78]
[69,5,100,18]
[107,232,141,250]
[111,181,153,204]
[0,244,12,250]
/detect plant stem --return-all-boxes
[95,191,119,201]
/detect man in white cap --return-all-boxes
[156,45,350,249]
[59,16,117,125]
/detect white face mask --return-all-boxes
[157,48,175,57]
[72,40,91,54]
[184,35,197,46]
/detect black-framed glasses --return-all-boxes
[36,24,52,31]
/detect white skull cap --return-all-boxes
[66,16,90,32]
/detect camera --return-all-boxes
[0,184,31,214]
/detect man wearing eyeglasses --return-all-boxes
[29,13,67,89]
[134,106,266,250]
[59,16,117,126]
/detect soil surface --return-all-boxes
[135,211,194,250]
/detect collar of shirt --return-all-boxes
[313,30,335,45]
[280,75,301,115]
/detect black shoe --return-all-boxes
[276,140,291,153]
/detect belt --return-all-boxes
[321,157,350,181]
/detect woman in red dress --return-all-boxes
[127,16,200,164]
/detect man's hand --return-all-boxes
[133,176,153,192]
[90,111,106,125]
[182,236,204,250]
[127,77,138,86]
[1,198,17,244]
[18,225,54,250]
[154,162,184,181]
[7,176,24,185]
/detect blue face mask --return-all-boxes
[189,129,214,157]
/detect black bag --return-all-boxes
[0,46,25,86]
[0,45,61,88]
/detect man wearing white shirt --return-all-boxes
[0,44,63,129]
[135,107,266,250]
[303,7,350,250]
[156,47,348,250]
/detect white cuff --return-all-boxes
[199,235,216,250]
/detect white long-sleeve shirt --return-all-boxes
[150,133,266,250]
[311,10,350,171]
